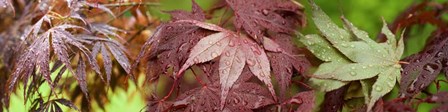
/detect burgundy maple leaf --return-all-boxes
[400,29,448,98]
[265,33,310,99]
[174,63,275,111]
[226,0,305,42]
[133,0,209,80]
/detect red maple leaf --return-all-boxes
[226,0,306,42]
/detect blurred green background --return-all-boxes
[6,0,448,111]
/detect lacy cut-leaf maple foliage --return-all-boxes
[3,0,133,111]
[135,0,312,111]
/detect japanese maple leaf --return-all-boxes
[174,64,274,111]
[133,0,208,80]
[175,20,277,109]
[226,0,306,42]
[399,30,448,98]
[8,23,97,102]
[299,1,404,111]
[264,33,310,99]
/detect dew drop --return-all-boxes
[208,41,214,45]
[377,50,381,53]
[350,72,356,76]
[369,64,373,67]
[350,44,355,48]
[247,59,256,66]
[259,73,265,77]
[222,70,227,74]
[193,58,199,63]
[211,52,219,57]
[416,59,421,63]
[341,43,348,47]
[243,39,248,43]
[375,86,383,91]
[225,61,231,65]
[387,82,394,87]
[436,51,444,57]
[424,64,436,74]
[242,101,248,105]
[261,9,269,15]
[307,41,312,45]
[216,42,222,46]
[323,83,328,87]
[229,41,235,47]
[252,47,261,55]
[362,66,367,69]
[233,98,240,104]
[388,76,394,81]
[235,57,242,63]
[351,67,355,70]
[225,52,231,57]
[276,48,282,52]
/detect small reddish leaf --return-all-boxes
[321,84,349,112]
[101,43,112,84]
[75,56,89,101]
[167,0,205,21]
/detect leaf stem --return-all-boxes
[292,80,312,90]
[161,79,179,102]
[398,61,410,65]
[191,68,206,87]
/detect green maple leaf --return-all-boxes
[298,0,404,111]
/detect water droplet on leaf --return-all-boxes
[375,86,383,91]
[211,52,219,57]
[247,59,255,66]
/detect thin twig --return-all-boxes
[106,6,133,24]
[103,2,159,7]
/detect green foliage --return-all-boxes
[299,1,404,111]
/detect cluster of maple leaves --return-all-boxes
[3,0,448,111]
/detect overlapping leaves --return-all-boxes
[174,63,275,111]
[299,1,404,111]
[226,0,305,42]
[6,1,131,108]
[175,19,277,108]
[136,0,310,111]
